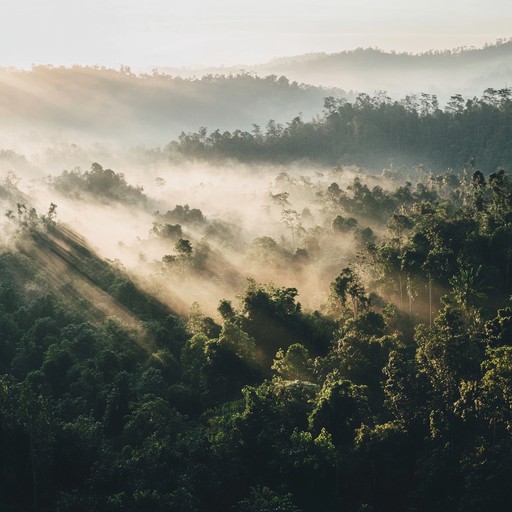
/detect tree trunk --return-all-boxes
[398,271,403,309]
[428,275,432,328]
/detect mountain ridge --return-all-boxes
[159,39,512,100]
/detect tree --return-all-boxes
[309,378,368,446]
[282,209,302,247]
[236,486,301,512]
[41,203,57,230]
[479,346,512,435]
[272,343,314,382]
[331,267,369,318]
[175,238,192,257]
[449,265,487,325]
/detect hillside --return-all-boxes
[2,162,512,511]
[172,87,512,172]
[161,40,512,102]
[0,67,346,147]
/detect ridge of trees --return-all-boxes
[3,164,512,510]
[263,38,512,63]
[0,68,348,143]
[48,163,147,206]
[172,88,512,171]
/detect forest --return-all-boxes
[1,151,512,511]
[162,39,512,101]
[172,87,512,171]
[0,67,346,145]
[3,0,512,508]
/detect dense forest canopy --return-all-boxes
[172,87,512,171]
[2,33,512,512]
[0,39,511,153]
[2,158,512,511]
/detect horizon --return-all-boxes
[1,0,511,69]
[2,38,511,75]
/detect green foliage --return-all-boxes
[50,163,147,205]
[330,267,369,318]
[158,204,206,226]
[272,344,314,382]
[5,156,512,511]
[479,346,512,431]
[237,486,301,512]
[239,279,330,363]
[353,422,413,510]
[309,378,368,445]
[173,89,512,171]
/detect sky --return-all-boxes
[0,0,511,69]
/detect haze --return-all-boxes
[0,0,511,316]
[1,0,511,69]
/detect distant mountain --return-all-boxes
[2,41,511,151]
[161,40,512,103]
[0,67,347,146]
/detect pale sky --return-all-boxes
[0,0,510,69]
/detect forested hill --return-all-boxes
[256,40,512,97]
[3,162,512,510]
[0,67,346,144]
[162,40,512,101]
[172,88,512,172]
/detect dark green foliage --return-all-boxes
[4,167,512,512]
[239,280,333,364]
[173,89,512,171]
[332,215,358,233]
[158,204,206,226]
[236,486,302,512]
[151,221,183,241]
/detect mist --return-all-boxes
[1,49,509,322]
[161,40,512,104]
[4,4,512,507]
[0,144,396,322]
[0,66,347,148]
